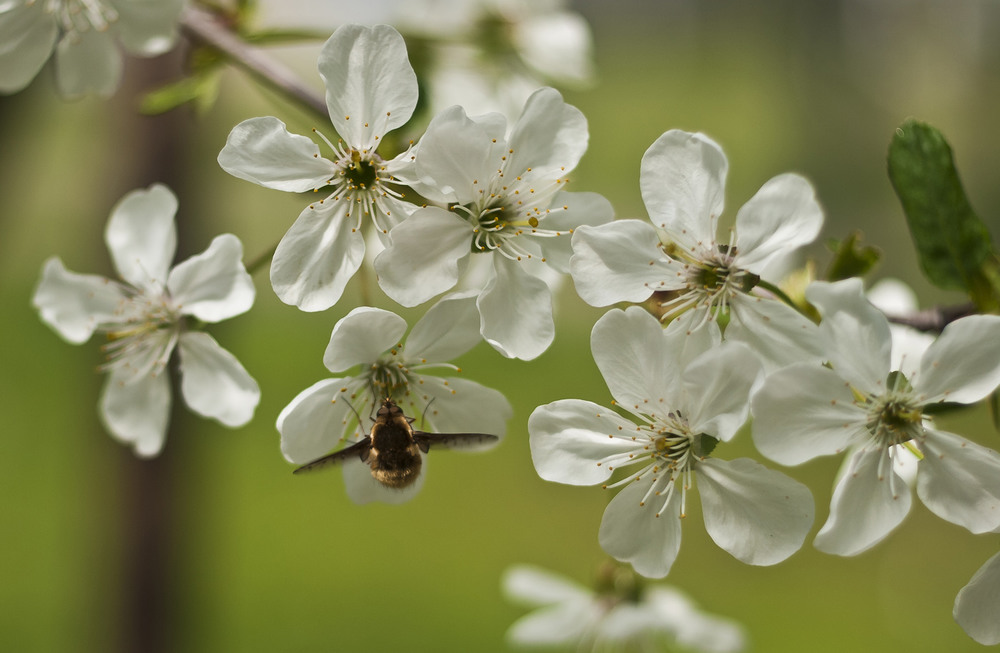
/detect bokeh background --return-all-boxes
[3,0,1000,651]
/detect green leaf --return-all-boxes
[824,231,880,281]
[887,120,999,309]
[139,71,222,116]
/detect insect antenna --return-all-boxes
[416,396,437,430]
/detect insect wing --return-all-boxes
[412,431,498,454]
[292,438,372,475]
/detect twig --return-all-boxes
[884,302,977,332]
[179,4,328,119]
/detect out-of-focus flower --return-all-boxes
[0,0,184,98]
[32,184,259,457]
[752,278,1000,556]
[529,307,813,578]
[570,129,825,372]
[277,292,510,504]
[218,23,420,312]
[504,563,746,652]
[375,86,612,360]
[954,548,1000,645]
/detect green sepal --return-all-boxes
[139,70,223,116]
[825,231,880,281]
[887,120,1000,310]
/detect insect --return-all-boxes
[293,397,499,488]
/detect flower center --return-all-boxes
[100,290,181,378]
[363,348,416,402]
[859,372,925,447]
[343,150,379,190]
[45,0,118,33]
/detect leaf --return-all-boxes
[824,231,880,281]
[887,120,999,309]
[139,71,222,116]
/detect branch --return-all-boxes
[884,302,977,332]
[179,4,328,119]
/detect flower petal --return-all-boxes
[698,457,814,565]
[682,342,762,441]
[536,191,614,273]
[105,183,177,290]
[168,234,254,322]
[324,307,407,373]
[478,256,554,360]
[54,29,121,98]
[218,116,337,192]
[569,220,682,307]
[99,367,171,458]
[374,206,472,307]
[640,130,727,251]
[508,87,588,175]
[917,428,1000,534]
[506,599,595,646]
[109,0,183,56]
[404,291,482,363]
[813,448,912,556]
[954,551,1000,646]
[914,315,1000,404]
[599,476,684,578]
[319,24,418,149]
[529,399,641,485]
[270,200,365,312]
[733,173,823,273]
[277,377,362,464]
[725,294,824,372]
[415,376,511,438]
[502,565,590,607]
[341,453,426,505]
[32,257,127,344]
[0,2,56,94]
[591,307,672,409]
[177,332,259,428]
[751,362,864,466]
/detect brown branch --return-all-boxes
[884,302,978,332]
[179,4,328,119]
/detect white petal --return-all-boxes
[108,0,183,56]
[725,294,825,372]
[105,184,177,290]
[319,24,418,149]
[404,291,482,363]
[502,565,590,607]
[914,315,1000,404]
[54,29,121,98]
[478,257,554,360]
[813,448,911,556]
[751,362,864,465]
[591,307,672,409]
[413,105,508,205]
[640,130,727,251]
[506,599,596,646]
[0,2,56,93]
[508,87,588,175]
[177,332,259,428]
[698,458,814,565]
[168,234,254,322]
[341,453,425,505]
[270,200,365,311]
[537,191,615,273]
[733,173,823,273]
[218,116,337,192]
[682,342,761,441]
[647,587,747,653]
[513,11,594,84]
[954,551,1000,646]
[415,376,512,438]
[324,307,406,373]
[917,428,1000,534]
[32,257,127,344]
[599,476,684,579]
[569,220,682,307]
[806,279,891,394]
[374,207,472,307]
[278,377,364,464]
[99,368,171,458]
[529,399,642,485]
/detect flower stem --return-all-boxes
[244,242,277,278]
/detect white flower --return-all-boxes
[752,278,1000,556]
[528,307,814,578]
[503,563,746,652]
[374,86,613,360]
[277,292,511,504]
[32,184,260,457]
[218,23,419,312]
[0,0,183,98]
[954,548,1000,645]
[867,277,935,378]
[569,129,825,371]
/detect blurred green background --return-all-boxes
[3,0,1000,651]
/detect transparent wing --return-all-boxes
[292,438,371,474]
[412,432,498,453]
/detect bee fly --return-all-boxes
[293,397,499,489]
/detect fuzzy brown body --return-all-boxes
[293,398,499,489]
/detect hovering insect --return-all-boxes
[293,397,499,488]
